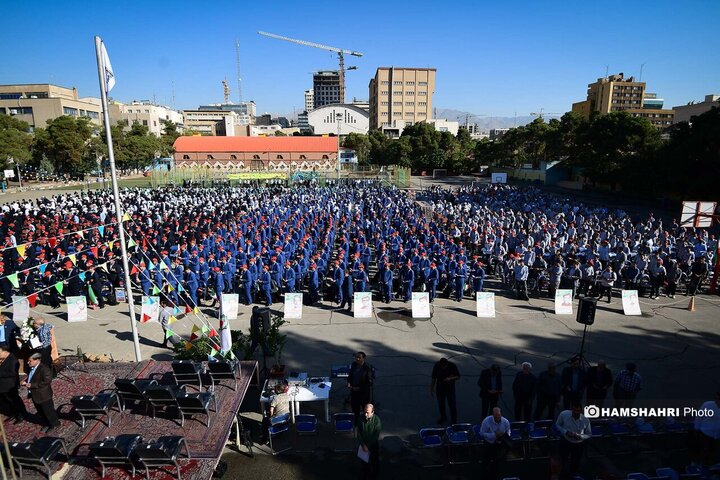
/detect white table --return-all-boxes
[260,377,332,423]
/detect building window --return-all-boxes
[253,155,260,160]
[231,155,237,160]
[11,106,33,115]
[87,111,100,119]
[183,155,190,159]
[406,81,415,86]
[419,102,427,106]
[145,109,150,113]
[406,91,415,96]
[381,81,389,85]
[393,81,402,85]
[418,91,427,96]
[207,155,214,160]
[142,120,148,126]
[322,155,329,159]
[393,102,402,106]
[0,93,22,100]
[381,101,389,106]
[393,91,402,95]
[419,81,428,86]
[393,112,402,116]
[406,102,414,106]
[381,112,388,116]
[300,155,306,160]
[381,91,389,95]
[63,107,78,116]
[276,155,283,160]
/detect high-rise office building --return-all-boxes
[313,71,341,109]
[304,89,314,113]
[368,67,436,130]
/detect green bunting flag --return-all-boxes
[165,328,174,339]
[152,286,161,295]
[88,286,98,305]
[7,273,19,289]
[208,348,218,357]
[128,238,137,248]
[54,281,64,294]
[201,325,210,334]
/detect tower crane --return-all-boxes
[258,30,363,104]
[530,108,563,119]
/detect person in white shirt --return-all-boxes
[479,407,511,479]
[555,403,592,480]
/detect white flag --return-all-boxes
[100,41,115,93]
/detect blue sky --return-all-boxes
[2,0,718,118]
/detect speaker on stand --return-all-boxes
[250,306,271,380]
[574,296,597,367]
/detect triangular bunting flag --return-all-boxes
[228,351,237,360]
[88,286,98,305]
[77,230,84,239]
[201,325,210,334]
[122,212,131,222]
[165,328,175,339]
[148,263,156,271]
[168,315,178,325]
[193,307,200,315]
[159,262,168,270]
[189,325,201,341]
[166,284,174,292]
[152,286,161,295]
[99,263,108,272]
[39,263,47,275]
[79,272,86,282]
[174,306,181,315]
[177,284,184,293]
[208,328,218,338]
[128,238,137,248]
[7,273,19,289]
[208,349,218,358]
[211,343,221,352]
[69,253,77,265]
[49,237,57,248]
[130,265,138,275]
[54,281,64,294]
[141,313,152,323]
[98,226,105,236]
[184,342,193,351]
[185,305,192,314]
[91,247,98,258]
[28,293,38,308]
[107,241,114,250]
[147,296,155,304]
[16,245,26,258]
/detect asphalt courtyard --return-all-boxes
[4,180,719,479]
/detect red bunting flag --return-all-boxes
[208,329,218,338]
[189,325,201,341]
[141,313,152,323]
[91,247,98,258]
[130,265,139,275]
[185,305,193,314]
[49,237,57,248]
[211,343,221,351]
[28,293,38,308]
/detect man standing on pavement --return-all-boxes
[478,364,503,419]
[512,362,536,421]
[586,361,613,408]
[535,362,562,421]
[561,357,587,410]
[556,403,592,480]
[357,403,382,480]
[348,352,373,424]
[479,407,511,480]
[613,363,642,408]
[431,357,461,424]
[21,353,60,432]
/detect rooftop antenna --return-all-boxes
[605,65,609,77]
[171,81,176,108]
[235,39,243,104]
[222,78,230,104]
[639,62,645,82]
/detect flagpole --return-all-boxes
[94,36,142,362]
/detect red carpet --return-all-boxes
[4,359,256,479]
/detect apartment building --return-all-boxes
[368,67,436,129]
[0,84,102,129]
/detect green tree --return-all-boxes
[159,119,181,156]
[32,116,95,175]
[342,132,371,164]
[0,114,32,170]
[367,129,390,165]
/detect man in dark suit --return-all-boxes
[21,353,59,432]
[348,352,374,424]
[0,344,28,423]
[561,357,587,410]
[0,314,20,354]
[478,364,503,418]
[586,360,613,408]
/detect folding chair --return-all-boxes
[88,434,142,478]
[268,412,292,455]
[132,436,190,480]
[294,414,318,453]
[333,412,355,452]
[5,437,68,480]
[171,360,207,391]
[446,423,473,464]
[419,427,446,468]
[70,392,120,429]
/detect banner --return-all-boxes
[221,293,239,320]
[621,290,642,316]
[11,296,29,323]
[67,296,88,322]
[227,172,287,180]
[476,292,496,318]
[554,289,574,315]
[354,292,373,318]
[284,292,304,319]
[140,296,160,323]
[220,314,232,353]
[411,292,431,318]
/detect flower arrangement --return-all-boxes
[19,317,37,343]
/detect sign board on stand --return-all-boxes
[554,289,574,315]
[476,292,496,318]
[12,296,29,323]
[411,292,431,318]
[140,296,160,323]
[221,293,239,320]
[67,296,88,322]
[4,170,15,178]
[621,290,642,316]
[284,293,304,319]
[354,292,373,318]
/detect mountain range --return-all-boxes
[434,108,563,131]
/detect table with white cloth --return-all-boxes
[260,376,332,423]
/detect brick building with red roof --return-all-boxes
[172,136,338,171]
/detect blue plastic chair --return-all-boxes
[626,473,650,480]
[268,412,291,455]
[333,412,355,452]
[446,424,472,464]
[655,467,679,480]
[419,428,446,467]
[294,414,318,453]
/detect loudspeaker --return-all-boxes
[251,306,271,337]
[576,296,597,325]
